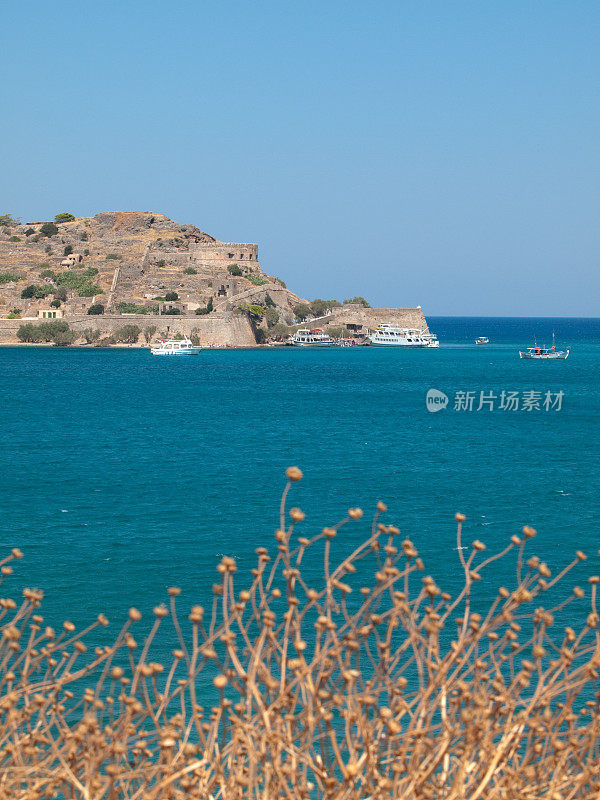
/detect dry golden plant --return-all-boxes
[1,467,600,799]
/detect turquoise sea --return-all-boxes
[1,317,599,632]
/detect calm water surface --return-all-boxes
[1,317,599,631]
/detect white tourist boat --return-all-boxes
[150,337,201,356]
[475,336,490,345]
[368,325,439,348]
[519,332,569,360]
[290,328,334,347]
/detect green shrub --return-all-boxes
[24,228,35,236]
[87,304,105,315]
[264,293,275,308]
[116,302,157,315]
[0,214,18,227]
[156,259,166,267]
[39,266,55,280]
[52,329,77,346]
[310,299,341,317]
[7,309,21,319]
[9,236,21,242]
[183,266,197,274]
[82,328,101,343]
[82,267,98,276]
[0,272,23,284]
[195,297,214,316]
[98,335,116,346]
[21,284,54,299]
[227,264,243,276]
[54,212,75,223]
[55,271,102,297]
[162,307,182,315]
[249,275,268,286]
[50,299,61,309]
[106,254,120,260]
[63,245,73,256]
[265,307,279,328]
[30,234,41,242]
[80,231,88,241]
[143,325,157,343]
[343,296,370,307]
[113,324,141,343]
[269,323,291,340]
[40,223,58,238]
[293,303,311,321]
[326,326,345,339]
[237,303,265,323]
[164,291,178,301]
[17,320,73,344]
[83,248,90,256]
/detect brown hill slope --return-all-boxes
[0,211,301,320]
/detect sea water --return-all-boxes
[0,317,598,632]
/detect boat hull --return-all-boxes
[369,339,429,347]
[290,341,333,347]
[519,350,569,359]
[151,348,202,356]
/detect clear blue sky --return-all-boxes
[2,1,598,315]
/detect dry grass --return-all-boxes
[1,467,600,799]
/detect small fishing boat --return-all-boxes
[150,337,201,356]
[519,332,569,360]
[475,336,490,345]
[290,328,334,347]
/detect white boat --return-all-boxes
[368,325,438,347]
[475,336,490,345]
[519,332,569,360]
[150,337,201,356]
[290,328,334,347]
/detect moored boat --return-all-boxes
[368,325,438,347]
[150,337,201,356]
[290,328,334,347]
[519,332,569,360]
[475,336,490,345]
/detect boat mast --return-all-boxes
[552,330,556,352]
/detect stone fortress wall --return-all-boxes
[0,312,257,348]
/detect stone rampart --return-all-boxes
[326,306,429,332]
[0,312,257,348]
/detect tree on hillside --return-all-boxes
[227,264,243,276]
[55,212,76,223]
[165,291,179,301]
[293,303,311,321]
[113,324,141,343]
[309,299,341,317]
[40,223,59,238]
[0,214,18,227]
[265,307,279,328]
[343,296,371,307]
[87,304,105,315]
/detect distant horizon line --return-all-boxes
[424,314,599,319]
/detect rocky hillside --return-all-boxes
[0,211,303,322]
